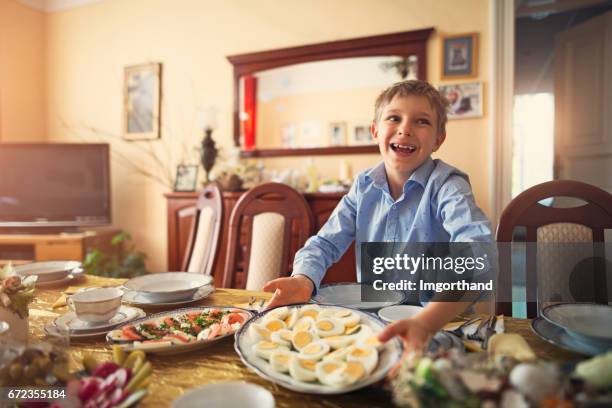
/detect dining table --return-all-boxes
[26,275,585,408]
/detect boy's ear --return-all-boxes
[434,132,446,151]
[370,121,378,140]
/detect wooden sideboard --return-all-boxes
[165,191,356,288]
[0,228,121,267]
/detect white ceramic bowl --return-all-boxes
[123,272,213,303]
[377,305,424,323]
[68,287,124,324]
[15,260,81,282]
[171,382,274,408]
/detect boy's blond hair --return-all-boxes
[374,80,449,136]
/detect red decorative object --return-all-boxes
[242,75,257,150]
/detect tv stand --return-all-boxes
[0,227,121,267]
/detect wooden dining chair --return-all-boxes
[222,182,315,290]
[496,180,612,318]
[181,182,224,276]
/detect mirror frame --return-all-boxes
[227,28,434,158]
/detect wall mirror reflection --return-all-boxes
[241,56,419,150]
[227,29,434,157]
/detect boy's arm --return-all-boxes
[264,178,359,308]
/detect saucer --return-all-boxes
[54,305,145,333]
[123,285,215,307]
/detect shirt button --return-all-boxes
[392,205,396,210]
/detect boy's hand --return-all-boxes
[263,275,314,309]
[378,317,434,378]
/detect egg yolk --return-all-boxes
[344,361,365,380]
[317,320,334,331]
[299,359,316,370]
[345,325,361,335]
[274,354,290,364]
[295,320,311,331]
[266,320,284,331]
[351,347,370,357]
[364,337,381,347]
[280,331,292,341]
[302,310,319,319]
[322,362,340,373]
[255,325,271,340]
[258,341,278,350]
[294,331,312,348]
[303,343,322,354]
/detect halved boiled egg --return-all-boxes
[341,361,367,384]
[315,360,346,386]
[269,349,295,373]
[292,330,318,351]
[293,316,315,332]
[252,340,288,360]
[323,334,356,350]
[263,318,287,333]
[265,306,289,321]
[322,346,353,362]
[270,329,293,347]
[299,305,320,320]
[283,307,299,329]
[332,309,360,327]
[299,340,330,361]
[289,357,318,382]
[356,335,384,351]
[248,323,271,342]
[346,345,378,374]
[315,318,345,337]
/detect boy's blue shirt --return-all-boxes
[293,157,494,290]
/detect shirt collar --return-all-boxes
[365,158,435,191]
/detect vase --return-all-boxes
[0,307,29,344]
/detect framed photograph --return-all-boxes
[441,33,478,79]
[439,82,483,119]
[124,63,162,140]
[329,122,347,146]
[351,124,374,145]
[281,123,297,148]
[174,164,198,192]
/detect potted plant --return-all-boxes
[83,232,148,279]
[0,262,37,343]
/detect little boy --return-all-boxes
[263,80,493,351]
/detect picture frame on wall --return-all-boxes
[329,122,347,146]
[441,33,478,79]
[173,164,198,192]
[124,63,162,140]
[351,124,374,145]
[439,82,483,119]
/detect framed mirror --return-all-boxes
[227,28,434,158]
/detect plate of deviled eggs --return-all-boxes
[234,303,403,394]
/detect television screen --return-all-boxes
[0,143,111,228]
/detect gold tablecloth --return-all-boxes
[28,275,583,408]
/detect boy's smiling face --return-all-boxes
[372,94,446,183]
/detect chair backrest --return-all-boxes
[181,182,224,275]
[496,180,612,317]
[223,182,315,290]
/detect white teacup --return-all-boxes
[68,287,123,324]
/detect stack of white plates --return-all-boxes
[14,261,84,287]
[122,272,214,306]
[531,303,612,356]
[45,305,146,339]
